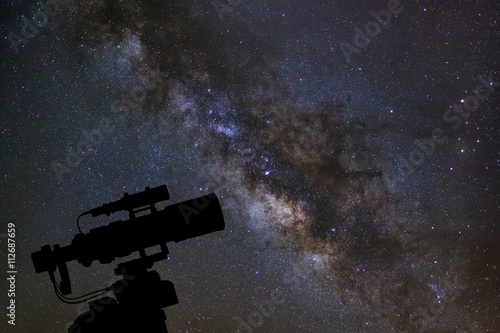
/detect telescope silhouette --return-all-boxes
[31,185,225,332]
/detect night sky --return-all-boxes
[1,0,499,332]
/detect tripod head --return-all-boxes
[69,245,179,333]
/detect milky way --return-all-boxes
[1,0,499,332]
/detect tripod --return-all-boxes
[68,246,178,333]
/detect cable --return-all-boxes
[76,211,91,234]
[52,275,110,300]
[55,282,111,301]
[49,272,112,304]
[52,282,111,304]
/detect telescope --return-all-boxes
[31,185,225,332]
